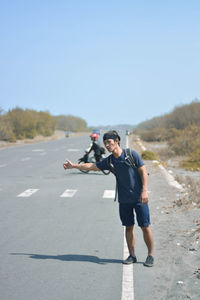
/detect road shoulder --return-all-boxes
[130,137,200,300]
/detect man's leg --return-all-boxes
[122,225,137,264]
[141,226,154,256]
[135,203,154,266]
[125,225,136,257]
[141,225,154,267]
[119,204,137,264]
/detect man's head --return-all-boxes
[90,133,98,141]
[103,130,121,152]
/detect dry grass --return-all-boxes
[173,175,200,238]
[174,175,200,208]
[141,150,159,160]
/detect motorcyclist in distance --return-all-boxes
[86,133,105,162]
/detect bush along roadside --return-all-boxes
[141,150,159,161]
[181,150,200,171]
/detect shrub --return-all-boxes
[181,150,200,171]
[136,128,169,142]
[168,125,200,155]
[0,115,16,142]
[0,107,87,142]
[141,150,159,160]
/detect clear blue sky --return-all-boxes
[0,0,200,126]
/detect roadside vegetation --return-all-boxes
[174,175,200,208]
[141,150,159,161]
[54,115,89,132]
[134,100,200,171]
[0,107,89,143]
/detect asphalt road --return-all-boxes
[0,134,128,300]
[0,132,161,300]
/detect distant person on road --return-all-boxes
[63,130,154,267]
[86,133,105,162]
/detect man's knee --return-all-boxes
[141,226,151,233]
[126,225,134,232]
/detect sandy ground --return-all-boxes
[0,131,88,149]
[130,136,200,300]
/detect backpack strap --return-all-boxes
[108,154,116,175]
[108,155,118,201]
[125,148,150,175]
[124,148,137,169]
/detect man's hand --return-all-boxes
[63,160,74,170]
[140,190,148,205]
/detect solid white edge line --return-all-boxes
[121,135,134,300]
[157,164,183,190]
[121,228,134,300]
[138,139,183,190]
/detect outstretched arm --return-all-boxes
[63,160,100,172]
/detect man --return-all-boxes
[86,133,105,162]
[63,130,154,267]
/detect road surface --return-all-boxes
[1,132,192,300]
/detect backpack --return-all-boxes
[108,148,137,201]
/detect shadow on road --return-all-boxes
[10,253,122,264]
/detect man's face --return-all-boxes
[103,139,118,152]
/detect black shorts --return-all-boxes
[119,202,150,227]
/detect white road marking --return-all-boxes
[67,149,80,152]
[136,137,147,151]
[17,189,39,197]
[121,229,134,300]
[103,190,115,198]
[138,141,146,151]
[21,157,31,161]
[0,164,7,168]
[60,189,77,197]
[32,149,45,152]
[39,152,47,155]
[158,164,183,190]
[120,136,134,300]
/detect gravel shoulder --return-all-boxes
[130,135,200,300]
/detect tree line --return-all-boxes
[0,107,89,142]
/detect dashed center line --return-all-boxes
[0,164,7,168]
[103,190,115,198]
[32,149,45,152]
[67,149,80,152]
[15,188,117,199]
[17,189,39,197]
[21,157,31,161]
[60,189,77,197]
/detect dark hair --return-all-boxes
[103,130,121,144]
